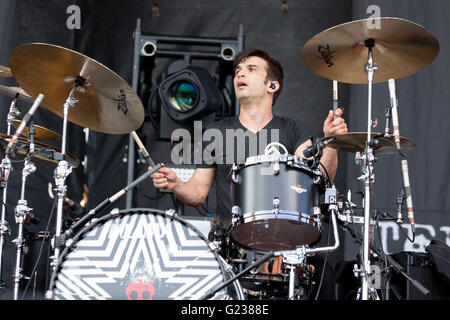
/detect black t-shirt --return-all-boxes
[196,115,311,224]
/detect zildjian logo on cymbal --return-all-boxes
[114,89,129,116]
[317,45,336,67]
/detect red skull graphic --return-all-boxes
[125,279,156,300]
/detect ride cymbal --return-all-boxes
[327,132,416,155]
[9,43,145,134]
[0,134,79,168]
[301,17,439,84]
[12,120,61,141]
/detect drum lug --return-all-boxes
[231,205,241,224]
[231,164,241,184]
[273,161,280,175]
[272,197,280,215]
[313,206,321,217]
[165,209,176,217]
[110,208,120,216]
[313,175,322,185]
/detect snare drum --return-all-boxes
[230,154,326,251]
[48,208,244,300]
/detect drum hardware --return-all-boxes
[336,215,431,299]
[387,79,416,235]
[200,251,275,300]
[282,184,340,299]
[12,122,37,300]
[48,208,244,300]
[230,154,325,251]
[0,100,16,292]
[301,16,439,299]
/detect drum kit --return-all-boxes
[0,16,439,300]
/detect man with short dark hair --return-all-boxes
[150,48,347,299]
[151,48,347,223]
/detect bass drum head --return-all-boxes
[49,208,244,300]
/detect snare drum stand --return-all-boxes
[12,122,37,300]
[50,86,78,270]
[0,99,20,294]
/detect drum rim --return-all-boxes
[235,154,324,177]
[240,209,322,228]
[48,208,243,300]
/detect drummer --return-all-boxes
[150,48,348,229]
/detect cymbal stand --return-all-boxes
[354,39,378,300]
[0,96,21,294]
[50,86,78,270]
[12,122,36,300]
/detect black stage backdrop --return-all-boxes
[0,0,448,300]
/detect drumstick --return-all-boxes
[131,131,155,167]
[333,80,338,120]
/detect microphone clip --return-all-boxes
[303,136,334,170]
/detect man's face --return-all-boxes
[234,56,270,103]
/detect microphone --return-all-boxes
[388,79,415,234]
[5,94,44,156]
[396,189,404,223]
[303,136,333,158]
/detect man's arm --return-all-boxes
[150,167,216,207]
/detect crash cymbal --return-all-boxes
[0,84,35,104]
[327,132,416,155]
[0,65,12,77]
[12,120,61,141]
[0,134,79,168]
[302,17,439,84]
[9,43,145,134]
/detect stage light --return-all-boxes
[158,64,224,124]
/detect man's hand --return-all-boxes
[323,107,348,136]
[149,166,179,190]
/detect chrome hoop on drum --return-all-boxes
[48,208,244,300]
[230,154,326,251]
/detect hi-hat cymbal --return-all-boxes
[327,132,416,155]
[0,65,12,77]
[12,120,61,141]
[0,134,79,168]
[0,84,35,104]
[301,17,439,84]
[9,43,145,134]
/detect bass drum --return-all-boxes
[48,208,244,300]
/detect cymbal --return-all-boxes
[0,134,79,168]
[0,84,35,104]
[0,65,12,77]
[327,132,416,155]
[9,43,145,134]
[12,120,61,141]
[301,17,439,84]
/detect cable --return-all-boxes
[318,161,332,187]
[20,197,57,300]
[382,210,415,243]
